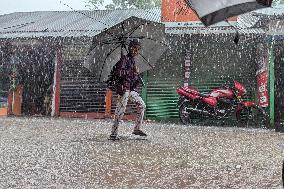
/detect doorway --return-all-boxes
[15,47,55,116]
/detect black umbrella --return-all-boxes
[84,16,168,82]
[185,0,273,26]
[185,0,273,44]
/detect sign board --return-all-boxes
[184,50,192,87]
[256,43,269,107]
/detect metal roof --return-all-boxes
[254,4,284,16]
[1,5,284,39]
[165,26,266,35]
[0,9,161,38]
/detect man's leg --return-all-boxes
[129,91,146,136]
[110,91,130,137]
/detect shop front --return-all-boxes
[160,0,268,126]
[0,40,56,117]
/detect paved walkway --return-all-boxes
[0,117,283,188]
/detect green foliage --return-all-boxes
[86,0,161,10]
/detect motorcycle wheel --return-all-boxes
[237,107,267,128]
[179,101,199,125]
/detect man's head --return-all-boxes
[128,39,141,57]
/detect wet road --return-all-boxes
[0,117,283,189]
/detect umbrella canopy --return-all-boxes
[84,16,168,82]
[185,0,273,26]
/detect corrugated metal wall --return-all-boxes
[60,59,107,113]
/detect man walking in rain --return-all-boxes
[109,39,147,140]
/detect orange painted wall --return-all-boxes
[105,88,113,117]
[0,108,7,116]
[161,0,237,22]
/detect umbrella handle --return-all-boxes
[121,43,127,49]
[121,43,128,55]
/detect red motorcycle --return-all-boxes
[176,80,267,127]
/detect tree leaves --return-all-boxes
[87,0,161,10]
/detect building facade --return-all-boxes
[0,7,283,129]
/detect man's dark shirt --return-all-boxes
[110,54,140,95]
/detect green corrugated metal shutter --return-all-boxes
[145,78,181,120]
[144,48,184,121]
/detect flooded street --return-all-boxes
[0,117,283,188]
